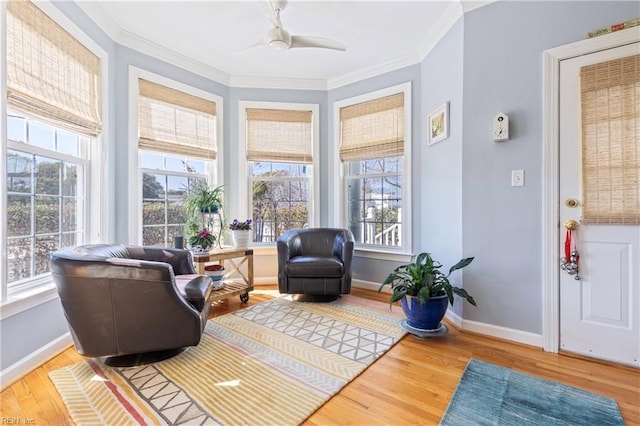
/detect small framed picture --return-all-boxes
[427,102,449,145]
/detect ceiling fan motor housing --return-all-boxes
[267,27,292,50]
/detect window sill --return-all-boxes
[354,248,413,262]
[1,280,59,320]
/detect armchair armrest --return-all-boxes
[125,246,196,275]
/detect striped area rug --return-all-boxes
[49,296,405,425]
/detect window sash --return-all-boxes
[6,0,102,136]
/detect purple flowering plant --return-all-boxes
[229,218,252,231]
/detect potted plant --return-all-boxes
[229,218,252,248]
[184,183,224,248]
[188,228,216,254]
[379,252,475,331]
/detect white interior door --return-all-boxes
[559,43,639,367]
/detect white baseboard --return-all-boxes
[446,310,543,348]
[254,276,277,285]
[352,278,391,293]
[0,332,73,391]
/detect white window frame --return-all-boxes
[128,67,223,245]
[237,101,320,245]
[0,0,110,318]
[332,82,412,259]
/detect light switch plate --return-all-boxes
[512,169,524,187]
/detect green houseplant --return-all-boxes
[184,183,224,249]
[379,252,476,330]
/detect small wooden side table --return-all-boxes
[191,247,254,303]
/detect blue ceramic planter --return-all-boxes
[401,294,449,331]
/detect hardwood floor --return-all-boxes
[2,286,639,425]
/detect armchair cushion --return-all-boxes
[285,256,344,277]
[175,274,213,311]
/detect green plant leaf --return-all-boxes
[453,287,477,306]
[448,257,474,275]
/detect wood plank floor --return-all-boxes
[2,286,639,425]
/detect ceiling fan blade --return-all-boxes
[290,35,346,51]
[229,39,267,56]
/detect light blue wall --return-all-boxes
[461,1,639,332]
[420,19,465,316]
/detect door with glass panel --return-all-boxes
[559,43,639,367]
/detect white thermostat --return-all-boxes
[493,113,509,141]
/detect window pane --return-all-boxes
[7,150,32,193]
[347,173,402,247]
[62,232,79,248]
[143,201,165,225]
[35,195,60,234]
[167,225,183,245]
[143,226,165,246]
[168,200,187,225]
[252,161,309,177]
[35,235,59,275]
[7,194,31,237]
[62,198,77,232]
[252,179,309,243]
[141,151,164,169]
[143,173,166,199]
[35,156,61,195]
[62,163,78,196]
[185,159,205,174]
[56,130,78,156]
[8,238,32,283]
[29,121,55,150]
[8,115,26,143]
[165,156,186,172]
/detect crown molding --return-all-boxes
[116,30,232,86]
[73,1,121,41]
[416,1,464,61]
[229,75,327,91]
[326,51,422,90]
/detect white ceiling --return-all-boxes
[76,1,491,89]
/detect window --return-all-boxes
[3,0,104,301]
[136,77,220,246]
[336,83,411,252]
[7,114,88,285]
[240,103,319,244]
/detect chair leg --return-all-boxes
[102,347,189,367]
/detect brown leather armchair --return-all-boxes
[50,244,214,365]
[277,228,354,302]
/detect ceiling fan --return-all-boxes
[249,0,346,52]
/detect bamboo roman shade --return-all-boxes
[138,79,217,160]
[580,54,640,224]
[6,0,102,136]
[246,108,313,163]
[339,92,404,161]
